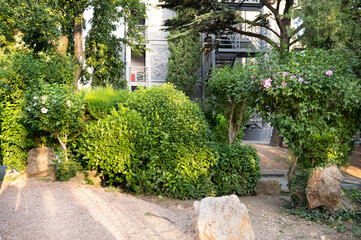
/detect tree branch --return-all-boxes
[276,0,281,12]
[289,38,298,47]
[262,25,281,39]
[228,26,279,49]
[283,0,294,15]
[260,0,277,15]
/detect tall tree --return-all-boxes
[166,28,201,97]
[161,0,302,54]
[0,0,146,88]
[84,0,146,88]
[299,0,361,76]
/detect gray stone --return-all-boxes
[307,165,344,210]
[193,195,255,240]
[26,147,55,176]
[256,180,282,196]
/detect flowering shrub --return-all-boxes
[254,49,361,177]
[23,84,84,161]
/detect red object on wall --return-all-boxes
[131,74,135,82]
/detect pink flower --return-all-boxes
[276,85,279,89]
[264,83,271,88]
[282,82,287,86]
[283,72,289,77]
[356,100,359,104]
[264,78,272,88]
[304,81,308,84]
[41,107,48,114]
[326,70,333,76]
[251,75,255,79]
[298,78,304,82]
[332,99,335,104]
[290,75,296,79]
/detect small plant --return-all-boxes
[51,159,82,181]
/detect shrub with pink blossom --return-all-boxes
[253,49,361,178]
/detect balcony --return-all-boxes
[129,66,148,82]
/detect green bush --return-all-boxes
[300,134,351,168]
[78,106,146,185]
[79,84,216,199]
[211,144,261,196]
[83,86,130,120]
[124,84,216,198]
[0,100,33,170]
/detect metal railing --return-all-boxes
[129,66,148,82]
[219,0,261,3]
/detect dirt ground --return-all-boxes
[0,180,356,240]
[0,144,360,240]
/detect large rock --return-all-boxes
[193,195,255,240]
[26,147,55,177]
[306,165,343,210]
[256,180,281,196]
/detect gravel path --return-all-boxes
[0,180,194,240]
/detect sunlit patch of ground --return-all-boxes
[341,144,361,179]
[252,143,361,180]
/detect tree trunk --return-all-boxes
[55,132,68,162]
[74,13,84,89]
[269,127,283,147]
[53,36,69,58]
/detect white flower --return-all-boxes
[27,108,31,111]
[66,100,71,106]
[53,100,57,103]
[33,96,39,100]
[41,108,48,114]
[41,96,47,101]
[42,101,45,104]
[33,103,37,106]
